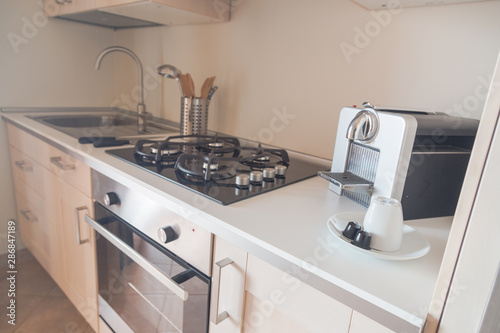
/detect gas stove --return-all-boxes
[106,134,328,205]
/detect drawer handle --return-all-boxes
[75,206,90,245]
[210,257,234,325]
[50,156,75,170]
[14,161,33,172]
[20,209,38,223]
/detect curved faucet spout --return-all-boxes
[95,46,147,133]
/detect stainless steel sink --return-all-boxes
[36,114,136,128]
[28,113,177,139]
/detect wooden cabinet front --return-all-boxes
[58,180,98,331]
[7,123,98,332]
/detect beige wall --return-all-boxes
[112,0,500,159]
[1,1,499,255]
[0,0,115,254]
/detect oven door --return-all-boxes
[85,203,210,333]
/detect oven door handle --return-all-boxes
[84,215,189,301]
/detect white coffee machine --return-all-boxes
[321,102,479,220]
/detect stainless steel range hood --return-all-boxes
[57,11,161,29]
[52,1,230,29]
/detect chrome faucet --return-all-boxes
[95,46,149,133]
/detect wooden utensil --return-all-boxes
[186,73,195,98]
[179,74,191,97]
[201,76,216,99]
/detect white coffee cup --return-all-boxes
[362,196,404,252]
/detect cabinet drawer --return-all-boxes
[245,255,352,333]
[7,124,53,169]
[14,189,52,273]
[7,123,91,196]
[48,148,91,197]
[10,146,47,198]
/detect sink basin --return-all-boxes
[36,114,136,128]
[28,113,177,139]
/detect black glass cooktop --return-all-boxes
[106,143,327,205]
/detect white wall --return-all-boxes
[438,58,500,331]
[112,0,500,159]
[0,0,115,254]
[1,1,499,253]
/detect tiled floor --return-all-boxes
[0,248,95,333]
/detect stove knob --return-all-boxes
[275,165,287,177]
[263,168,276,181]
[104,192,119,206]
[158,226,178,244]
[250,171,263,184]
[236,174,250,188]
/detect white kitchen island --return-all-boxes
[2,108,452,333]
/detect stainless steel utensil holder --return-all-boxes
[181,97,209,135]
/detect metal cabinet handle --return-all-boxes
[75,206,90,245]
[20,209,38,223]
[210,257,234,325]
[14,161,33,172]
[84,215,189,301]
[50,156,75,170]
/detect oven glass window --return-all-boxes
[95,205,210,333]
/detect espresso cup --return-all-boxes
[362,196,403,252]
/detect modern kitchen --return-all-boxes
[1,0,500,332]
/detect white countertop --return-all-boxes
[2,109,452,333]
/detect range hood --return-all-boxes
[52,0,231,29]
[58,11,161,29]
[352,0,498,10]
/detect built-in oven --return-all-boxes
[85,170,213,333]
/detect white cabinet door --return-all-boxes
[244,254,352,333]
[348,311,395,333]
[210,236,248,333]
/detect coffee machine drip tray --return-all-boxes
[318,171,374,202]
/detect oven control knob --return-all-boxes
[104,192,119,206]
[158,226,178,244]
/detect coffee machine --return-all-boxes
[321,102,479,220]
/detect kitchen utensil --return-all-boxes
[181,97,209,135]
[327,212,430,260]
[157,64,183,95]
[93,139,131,147]
[362,197,404,252]
[78,136,117,144]
[207,86,218,101]
[180,74,191,97]
[201,76,216,99]
[187,73,195,98]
